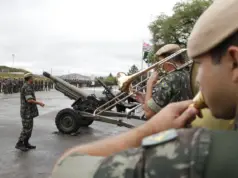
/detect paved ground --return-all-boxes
[0,88,144,178]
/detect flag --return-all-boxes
[142,42,152,61]
[142,42,151,52]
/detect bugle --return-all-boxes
[118,48,187,93]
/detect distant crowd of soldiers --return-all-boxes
[0,78,54,94]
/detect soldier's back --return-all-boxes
[153,69,192,106]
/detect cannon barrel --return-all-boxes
[43,71,88,100]
[96,78,116,98]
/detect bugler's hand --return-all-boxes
[147,71,159,86]
[144,100,199,134]
[134,91,145,104]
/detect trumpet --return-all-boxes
[93,48,192,116]
[118,48,187,93]
[190,91,207,110]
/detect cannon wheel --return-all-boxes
[77,117,94,127]
[55,108,80,134]
[76,109,94,127]
[76,113,94,127]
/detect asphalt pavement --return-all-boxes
[0,88,144,178]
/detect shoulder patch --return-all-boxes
[142,129,178,148]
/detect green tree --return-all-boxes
[104,73,117,86]
[127,64,147,85]
[148,0,213,63]
[127,65,139,75]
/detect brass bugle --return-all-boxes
[117,48,187,93]
[190,91,207,110]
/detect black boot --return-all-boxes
[25,139,36,149]
[26,143,36,149]
[15,141,29,152]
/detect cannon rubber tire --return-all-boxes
[55,108,80,134]
[76,109,94,127]
[77,116,94,127]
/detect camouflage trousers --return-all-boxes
[19,117,34,142]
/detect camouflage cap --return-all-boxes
[155,44,180,57]
[187,0,238,58]
[24,73,33,79]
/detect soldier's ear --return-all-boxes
[228,46,238,68]
[228,46,238,83]
[163,62,176,72]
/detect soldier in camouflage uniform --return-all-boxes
[12,78,17,93]
[2,78,7,94]
[19,78,24,89]
[7,78,12,94]
[44,80,48,91]
[142,44,192,119]
[0,77,2,93]
[41,80,44,91]
[51,0,238,177]
[15,73,45,152]
[34,79,37,91]
[48,81,51,91]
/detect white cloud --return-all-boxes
[0,0,178,76]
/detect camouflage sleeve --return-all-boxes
[24,85,34,101]
[146,78,172,113]
[147,98,162,113]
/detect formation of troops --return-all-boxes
[0,77,54,94]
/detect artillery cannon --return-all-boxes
[43,72,141,134]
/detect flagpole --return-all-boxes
[141,41,144,83]
[142,41,151,92]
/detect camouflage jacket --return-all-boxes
[147,69,193,113]
[20,83,39,119]
[51,128,238,178]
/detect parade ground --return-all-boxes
[0,88,144,178]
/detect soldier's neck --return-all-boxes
[234,106,238,130]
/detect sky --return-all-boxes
[0,0,179,77]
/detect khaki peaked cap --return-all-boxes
[155,44,180,56]
[24,73,33,79]
[187,0,238,58]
